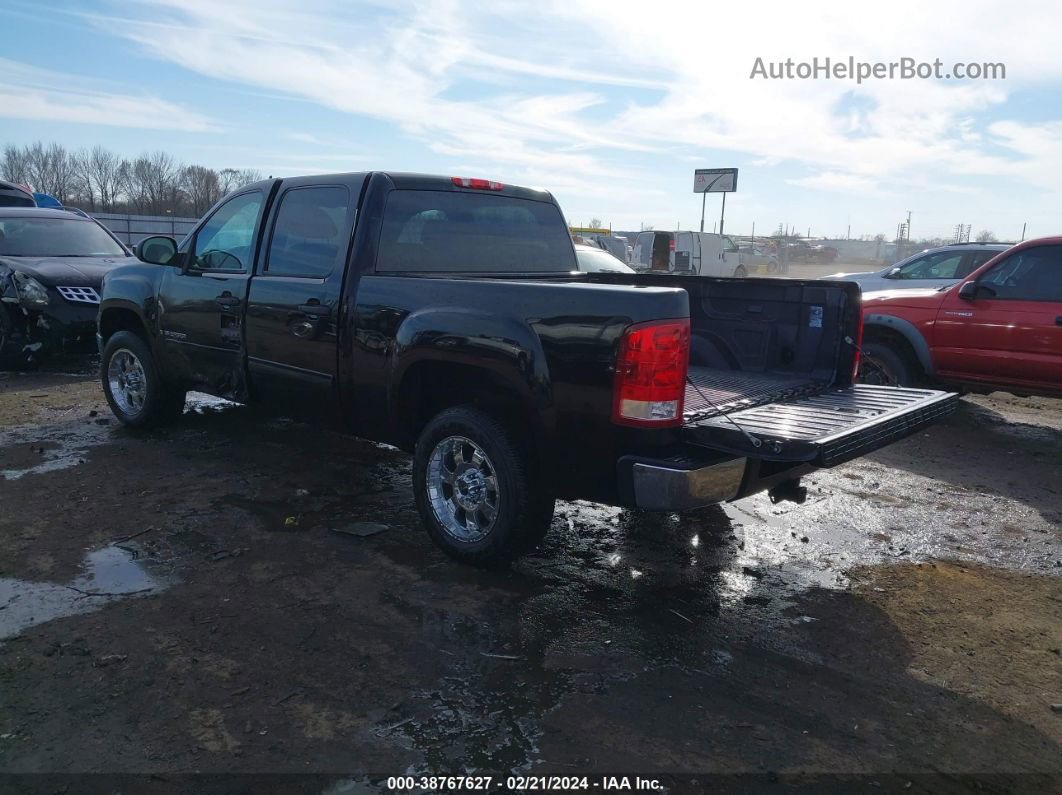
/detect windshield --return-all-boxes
[0,217,127,257]
[575,247,635,273]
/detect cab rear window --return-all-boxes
[376,190,576,273]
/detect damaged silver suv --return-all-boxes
[0,207,132,369]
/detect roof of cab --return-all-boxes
[240,171,556,204]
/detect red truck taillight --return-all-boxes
[612,318,690,427]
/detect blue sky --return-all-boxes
[2,0,1060,240]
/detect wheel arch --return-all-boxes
[393,357,548,459]
[98,302,151,346]
[863,313,934,376]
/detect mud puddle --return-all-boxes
[0,417,113,480]
[0,544,166,639]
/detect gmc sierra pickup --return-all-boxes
[97,172,957,563]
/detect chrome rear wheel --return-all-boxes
[426,435,500,543]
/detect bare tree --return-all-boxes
[3,140,267,216]
[182,164,221,216]
[127,151,183,215]
[217,167,264,195]
[1,145,30,185]
[74,146,126,212]
[14,142,81,203]
[587,217,603,229]
[975,229,998,243]
[42,143,80,203]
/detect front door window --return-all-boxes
[191,192,263,272]
[979,246,1062,301]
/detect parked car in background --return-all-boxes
[632,230,746,277]
[32,192,63,209]
[786,241,838,264]
[0,207,132,368]
[825,243,1008,293]
[98,171,954,564]
[580,234,630,263]
[0,180,35,208]
[738,244,784,274]
[858,237,1062,396]
[573,243,635,273]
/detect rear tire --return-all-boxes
[413,406,554,566]
[858,341,916,387]
[100,331,185,428]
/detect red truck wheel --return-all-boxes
[858,341,916,387]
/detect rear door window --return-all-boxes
[377,190,575,272]
[265,186,350,278]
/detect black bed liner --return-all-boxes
[683,383,959,467]
[684,366,825,422]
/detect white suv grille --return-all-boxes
[56,286,100,304]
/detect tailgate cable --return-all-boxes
[685,376,765,450]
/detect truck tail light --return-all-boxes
[451,177,503,191]
[669,237,676,251]
[612,318,690,427]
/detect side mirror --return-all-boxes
[883,267,901,279]
[957,281,979,300]
[135,235,178,265]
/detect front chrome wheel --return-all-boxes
[107,348,147,416]
[426,435,500,542]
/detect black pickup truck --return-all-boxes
[98,172,957,563]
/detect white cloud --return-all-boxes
[71,0,1062,232]
[787,172,884,194]
[0,57,217,132]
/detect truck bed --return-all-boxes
[684,366,825,422]
[602,274,861,426]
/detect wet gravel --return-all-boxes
[0,361,1059,789]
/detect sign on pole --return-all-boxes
[693,168,738,193]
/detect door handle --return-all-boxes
[215,295,241,308]
[299,303,331,317]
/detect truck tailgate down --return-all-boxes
[683,385,959,467]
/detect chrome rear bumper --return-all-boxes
[630,456,746,511]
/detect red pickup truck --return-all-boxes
[859,236,1062,397]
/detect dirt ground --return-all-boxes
[0,357,1059,792]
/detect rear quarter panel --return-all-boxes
[344,274,689,499]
